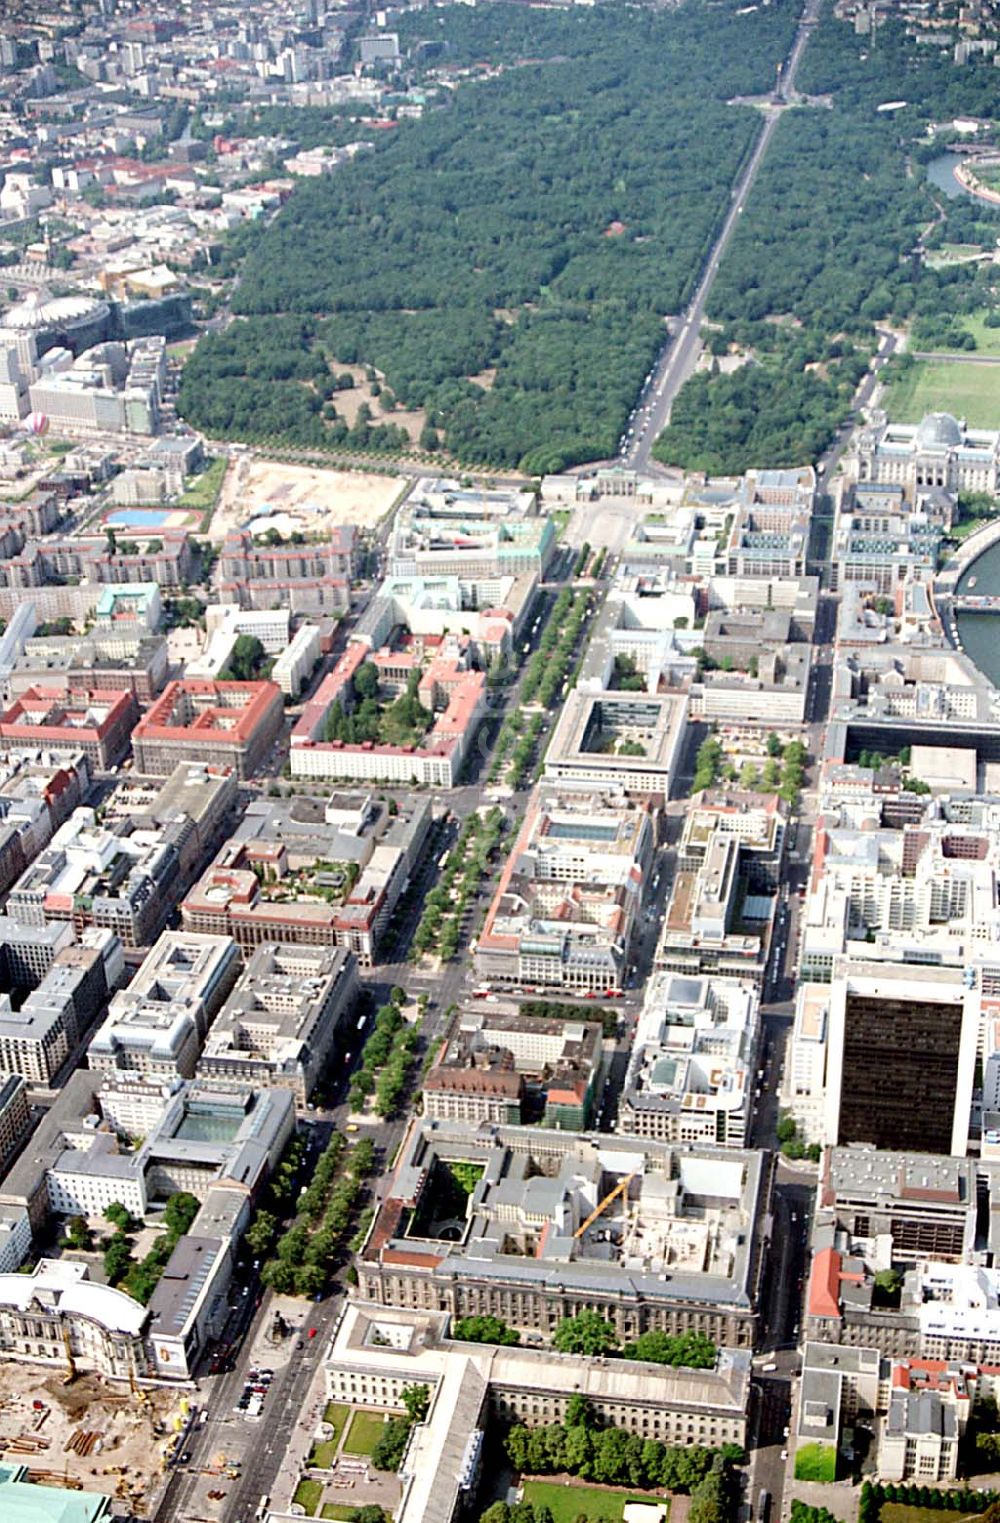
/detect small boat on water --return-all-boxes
[969,576,978,589]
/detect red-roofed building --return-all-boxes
[132,680,283,780]
[0,686,137,770]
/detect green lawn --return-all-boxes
[884,360,1000,429]
[294,1478,324,1516]
[321,1508,360,1521]
[342,1408,390,1456]
[521,1480,668,1523]
[959,310,1000,356]
[793,1441,837,1482]
[177,455,227,519]
[323,1400,350,1436]
[309,1402,350,1467]
[309,1438,339,1469]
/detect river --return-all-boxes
[955,538,1000,687]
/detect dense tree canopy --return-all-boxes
[656,6,1000,471]
[179,0,799,467]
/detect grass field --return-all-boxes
[959,310,1000,357]
[293,1477,323,1516]
[925,243,986,269]
[321,1508,360,1521]
[881,1506,983,1523]
[342,1408,390,1456]
[521,1479,668,1523]
[884,359,1000,429]
[177,455,228,522]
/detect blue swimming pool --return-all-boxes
[105,509,173,527]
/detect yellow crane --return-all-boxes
[574,1172,636,1239]
[61,1323,76,1384]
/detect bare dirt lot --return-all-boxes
[328,360,427,443]
[210,454,405,544]
[0,1363,187,1516]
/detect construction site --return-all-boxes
[0,1362,189,1516]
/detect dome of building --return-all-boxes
[3,290,106,332]
[915,412,963,450]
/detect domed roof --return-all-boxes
[2,291,106,332]
[916,411,963,450]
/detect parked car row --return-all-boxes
[235,1367,273,1419]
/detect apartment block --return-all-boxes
[5,630,168,704]
[290,647,486,789]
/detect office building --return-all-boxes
[0,1077,30,1174]
[655,794,785,988]
[796,1342,881,1479]
[197,944,357,1105]
[621,974,760,1147]
[324,1303,750,1523]
[272,624,321,697]
[88,931,240,1079]
[359,1120,768,1348]
[8,807,181,949]
[880,1364,962,1482]
[475,789,653,993]
[0,748,90,896]
[724,467,815,579]
[0,686,138,770]
[132,680,284,780]
[182,794,430,966]
[0,926,114,1086]
[822,962,980,1156]
[544,690,688,799]
[423,1007,604,1129]
[830,480,953,594]
[388,480,553,581]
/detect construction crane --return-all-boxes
[574,1172,636,1239]
[128,1350,148,1406]
[61,1323,76,1384]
